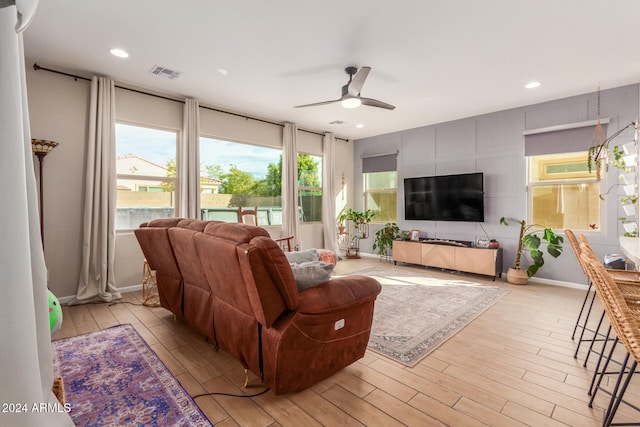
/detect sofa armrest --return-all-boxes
[296,275,381,315]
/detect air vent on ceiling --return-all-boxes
[329,120,345,125]
[149,65,182,80]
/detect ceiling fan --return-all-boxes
[294,66,396,110]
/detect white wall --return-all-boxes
[26,67,351,298]
[26,67,90,299]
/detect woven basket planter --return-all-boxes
[506,267,529,285]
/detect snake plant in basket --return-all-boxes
[500,217,564,285]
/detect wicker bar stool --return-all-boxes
[578,235,640,303]
[566,230,602,359]
[572,234,640,365]
[580,245,640,426]
[578,236,640,395]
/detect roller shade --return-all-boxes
[362,152,397,173]
[524,119,609,156]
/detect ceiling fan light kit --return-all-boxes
[341,97,362,109]
[295,66,395,110]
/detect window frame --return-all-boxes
[198,135,284,224]
[364,170,398,224]
[115,121,179,232]
[527,151,602,234]
[297,152,323,223]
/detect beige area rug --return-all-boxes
[352,266,510,367]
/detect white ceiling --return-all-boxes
[22,0,640,140]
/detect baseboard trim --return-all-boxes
[528,277,588,290]
[58,284,142,305]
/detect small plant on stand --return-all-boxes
[337,208,349,235]
[344,208,376,258]
[373,222,400,261]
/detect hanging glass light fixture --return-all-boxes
[588,86,607,180]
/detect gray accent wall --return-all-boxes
[355,84,639,285]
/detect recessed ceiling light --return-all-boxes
[356,123,364,128]
[110,48,129,58]
[525,81,541,89]
[217,68,229,76]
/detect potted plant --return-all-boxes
[500,217,564,285]
[373,222,400,259]
[345,208,376,237]
[337,208,349,235]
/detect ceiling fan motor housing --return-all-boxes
[345,66,358,76]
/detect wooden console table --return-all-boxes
[392,240,503,280]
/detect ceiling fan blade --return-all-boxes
[293,99,341,108]
[361,97,396,110]
[347,66,371,96]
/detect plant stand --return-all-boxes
[142,259,161,307]
[346,221,369,259]
[379,252,393,263]
[346,244,360,259]
[338,229,350,258]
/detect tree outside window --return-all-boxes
[199,138,322,224]
[298,154,322,222]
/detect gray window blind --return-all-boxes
[524,120,608,156]
[362,152,397,173]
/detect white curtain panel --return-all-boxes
[0,2,73,426]
[322,132,341,256]
[178,98,200,218]
[73,76,122,304]
[282,122,300,249]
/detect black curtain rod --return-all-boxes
[197,104,345,140]
[33,63,347,142]
[33,63,184,104]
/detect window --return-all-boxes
[528,151,600,232]
[362,152,398,223]
[298,154,322,222]
[115,123,177,230]
[199,137,282,224]
[365,171,398,223]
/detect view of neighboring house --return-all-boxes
[116,154,221,193]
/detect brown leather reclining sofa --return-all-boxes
[135,218,382,394]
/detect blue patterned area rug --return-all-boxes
[52,324,212,427]
[354,267,510,367]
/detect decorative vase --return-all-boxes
[506,267,529,285]
[488,239,499,249]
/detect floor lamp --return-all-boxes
[31,138,59,247]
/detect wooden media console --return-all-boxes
[392,240,503,280]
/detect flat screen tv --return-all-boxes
[404,172,484,222]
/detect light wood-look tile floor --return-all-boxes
[56,257,640,426]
